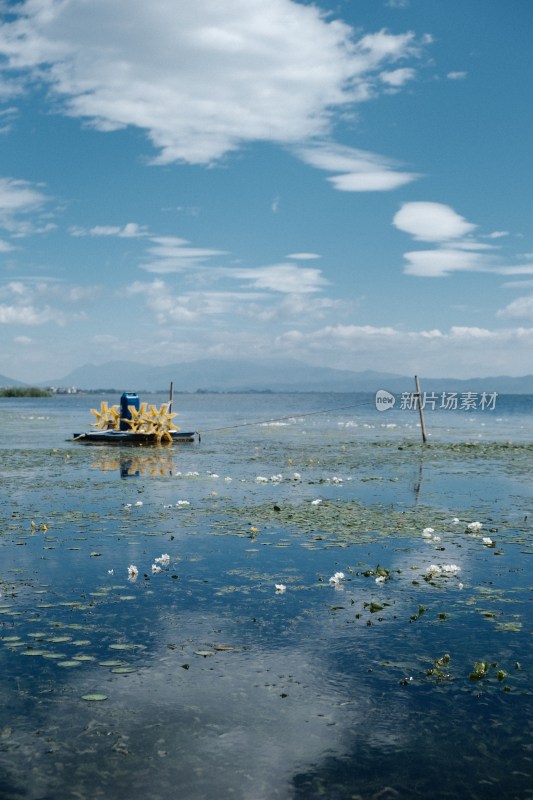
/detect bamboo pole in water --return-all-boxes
[414,375,427,444]
[168,381,174,414]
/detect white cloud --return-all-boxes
[127,257,332,327]
[390,202,531,277]
[70,222,148,238]
[402,248,489,277]
[127,279,273,324]
[379,67,415,87]
[0,1,429,166]
[486,231,509,239]
[297,142,418,192]
[0,177,49,234]
[274,323,533,377]
[0,303,58,324]
[287,252,321,260]
[447,71,467,80]
[393,201,477,242]
[229,263,329,293]
[497,295,533,321]
[0,178,45,213]
[501,279,533,289]
[0,280,94,325]
[141,236,226,273]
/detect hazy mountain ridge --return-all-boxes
[2,360,533,393]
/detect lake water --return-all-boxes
[0,392,532,799]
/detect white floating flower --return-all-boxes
[375,575,386,584]
[275,584,286,593]
[329,571,345,587]
[128,565,139,580]
[422,527,434,538]
[108,569,114,576]
[331,476,343,484]
[124,503,132,508]
[154,553,170,566]
[441,564,461,575]
[134,501,143,507]
[255,476,269,483]
[482,537,494,547]
[152,564,162,574]
[425,563,460,579]
[176,500,190,507]
[270,474,283,483]
[451,517,460,525]
[311,499,322,506]
[224,476,233,482]
[466,521,482,532]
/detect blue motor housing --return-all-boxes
[120,392,140,430]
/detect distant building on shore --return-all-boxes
[47,386,80,395]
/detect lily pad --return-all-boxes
[81,694,108,701]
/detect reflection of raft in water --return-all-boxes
[72,390,199,445]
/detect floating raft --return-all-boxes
[72,429,198,444]
[72,390,199,445]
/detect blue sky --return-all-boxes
[0,0,532,383]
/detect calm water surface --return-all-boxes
[0,393,531,799]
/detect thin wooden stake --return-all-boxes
[168,381,174,414]
[414,375,427,444]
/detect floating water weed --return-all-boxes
[469,661,489,681]
[82,694,108,701]
[426,653,452,682]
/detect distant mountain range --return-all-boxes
[2,358,533,394]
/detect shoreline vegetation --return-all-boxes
[0,387,52,397]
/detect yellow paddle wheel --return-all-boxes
[90,401,121,430]
[122,402,180,444]
[89,398,180,444]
